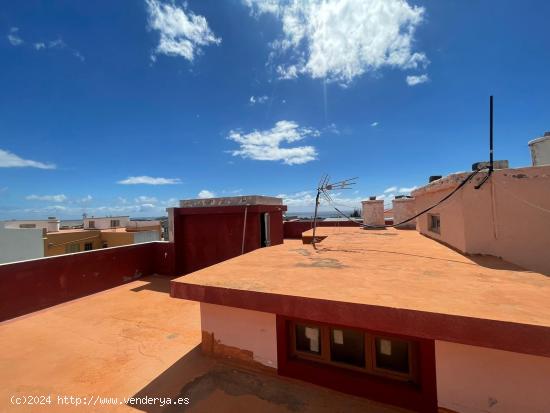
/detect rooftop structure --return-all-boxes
[172,227,550,412]
[84,216,130,230]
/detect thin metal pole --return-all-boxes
[241,205,248,255]
[311,190,321,248]
[489,95,494,173]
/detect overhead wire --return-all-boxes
[325,168,484,229]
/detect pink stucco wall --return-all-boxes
[412,166,550,275]
[436,340,550,413]
[200,303,278,368]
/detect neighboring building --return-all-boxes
[0,217,161,263]
[3,217,60,232]
[83,216,130,230]
[412,164,550,274]
[126,219,163,239]
[0,227,45,264]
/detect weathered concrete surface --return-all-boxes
[0,275,409,413]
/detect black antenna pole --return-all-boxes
[475,95,495,189]
[489,95,494,173]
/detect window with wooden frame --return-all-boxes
[289,321,418,382]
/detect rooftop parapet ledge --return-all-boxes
[180,195,283,208]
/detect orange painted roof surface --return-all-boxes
[0,275,408,413]
[173,227,550,328]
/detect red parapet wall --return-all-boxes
[283,220,360,239]
[0,242,174,322]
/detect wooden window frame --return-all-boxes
[288,321,418,383]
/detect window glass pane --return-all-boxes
[330,328,365,367]
[375,337,410,374]
[295,324,321,355]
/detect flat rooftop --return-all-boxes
[172,227,550,357]
[0,275,408,412]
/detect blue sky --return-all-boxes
[1,0,549,219]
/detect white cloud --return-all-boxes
[117,176,181,185]
[0,149,56,169]
[146,0,221,61]
[198,190,215,199]
[78,195,93,203]
[244,0,428,85]
[228,120,319,165]
[279,190,364,211]
[384,186,397,193]
[249,95,268,105]
[26,194,67,202]
[406,74,429,86]
[7,27,23,46]
[34,42,45,50]
[135,195,158,203]
[371,121,379,127]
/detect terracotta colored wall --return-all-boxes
[283,220,360,239]
[44,231,102,256]
[0,242,173,322]
[414,166,550,274]
[173,205,285,274]
[200,303,277,369]
[436,340,550,413]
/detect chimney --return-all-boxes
[528,132,550,166]
[362,198,384,227]
[392,197,416,230]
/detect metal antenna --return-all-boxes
[311,175,358,248]
[475,95,494,189]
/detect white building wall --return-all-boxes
[3,220,59,232]
[84,217,130,230]
[200,303,278,369]
[436,340,550,413]
[0,228,45,264]
[132,230,160,244]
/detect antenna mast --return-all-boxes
[311,175,358,248]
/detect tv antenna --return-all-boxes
[311,175,358,248]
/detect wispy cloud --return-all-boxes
[244,0,428,85]
[146,0,221,62]
[134,195,158,203]
[0,149,56,169]
[117,176,181,185]
[7,27,23,46]
[249,95,268,105]
[384,186,397,193]
[228,120,319,165]
[406,74,429,86]
[6,27,84,61]
[198,189,215,199]
[25,194,67,202]
[371,122,379,127]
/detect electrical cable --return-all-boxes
[328,169,484,229]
